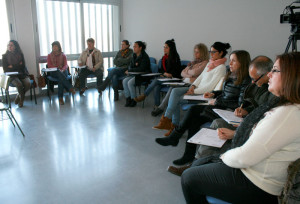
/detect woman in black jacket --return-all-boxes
[134,39,182,106]
[155,50,251,165]
[2,40,31,108]
[122,41,150,107]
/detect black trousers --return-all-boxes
[181,162,278,204]
[79,68,103,90]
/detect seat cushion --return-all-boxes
[206,196,231,204]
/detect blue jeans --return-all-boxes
[144,78,164,106]
[107,67,126,88]
[50,70,73,98]
[164,87,189,125]
[122,76,136,98]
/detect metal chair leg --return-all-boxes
[5,110,15,127]
[8,109,25,137]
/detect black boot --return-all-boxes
[155,129,183,146]
[99,77,110,91]
[113,88,119,101]
[125,97,131,107]
[173,143,196,165]
[129,99,137,107]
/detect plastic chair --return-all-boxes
[206,196,231,204]
[9,79,37,105]
[44,66,72,102]
[149,57,156,64]
[0,74,25,137]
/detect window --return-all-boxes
[34,0,120,78]
[0,0,13,70]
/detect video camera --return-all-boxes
[280,1,300,33]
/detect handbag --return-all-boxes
[37,74,46,88]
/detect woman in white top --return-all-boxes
[181,52,300,204]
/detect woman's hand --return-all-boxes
[185,86,195,95]
[204,92,214,98]
[234,107,248,118]
[217,128,235,140]
[209,99,216,105]
[8,65,13,68]
[125,70,128,75]
[164,73,172,78]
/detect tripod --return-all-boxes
[285,32,300,53]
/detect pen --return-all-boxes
[239,103,244,113]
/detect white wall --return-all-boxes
[122,0,296,62]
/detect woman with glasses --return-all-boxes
[181,52,300,204]
[47,41,75,105]
[134,39,182,108]
[152,42,231,137]
[2,40,31,108]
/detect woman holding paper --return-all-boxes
[134,39,182,107]
[181,52,300,204]
[47,41,75,105]
[155,50,251,165]
[153,42,231,137]
[2,40,31,107]
[151,43,209,117]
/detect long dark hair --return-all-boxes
[211,42,231,58]
[135,41,146,51]
[51,41,62,53]
[224,50,251,85]
[165,39,180,63]
[6,40,23,55]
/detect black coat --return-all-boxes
[128,50,150,73]
[159,54,182,78]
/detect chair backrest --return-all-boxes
[0,74,10,90]
[150,63,159,73]
[0,75,11,108]
[181,60,190,67]
[149,57,156,64]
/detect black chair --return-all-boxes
[0,74,25,137]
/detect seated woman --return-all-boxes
[2,40,31,108]
[153,42,231,136]
[98,40,133,101]
[122,41,150,107]
[181,52,300,204]
[156,50,251,165]
[47,41,75,105]
[151,43,209,117]
[134,39,182,107]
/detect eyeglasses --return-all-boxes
[209,51,218,54]
[271,69,281,73]
[252,73,266,83]
[163,46,169,49]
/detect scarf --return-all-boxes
[207,58,227,72]
[86,50,94,70]
[120,48,130,58]
[50,52,64,69]
[162,54,168,72]
[6,51,23,65]
[192,97,281,167]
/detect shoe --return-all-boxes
[129,100,137,107]
[153,115,172,130]
[59,97,64,105]
[18,100,23,108]
[98,88,102,95]
[173,143,197,165]
[18,93,25,108]
[164,123,176,137]
[99,78,110,91]
[80,88,86,96]
[125,97,131,107]
[134,94,146,102]
[167,164,191,176]
[113,88,119,101]
[69,88,76,96]
[155,129,182,146]
[14,94,20,105]
[151,107,163,117]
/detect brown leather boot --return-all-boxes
[167,164,192,176]
[18,93,25,108]
[153,115,172,130]
[14,94,20,105]
[59,97,64,105]
[164,123,176,136]
[134,94,146,102]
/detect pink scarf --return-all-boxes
[50,52,64,68]
[207,58,227,72]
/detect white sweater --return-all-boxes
[222,104,300,195]
[192,63,226,94]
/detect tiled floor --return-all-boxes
[0,89,187,204]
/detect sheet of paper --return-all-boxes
[183,94,207,101]
[188,128,226,148]
[5,72,19,75]
[42,68,58,72]
[141,73,161,77]
[158,78,182,82]
[72,66,86,69]
[213,109,243,124]
[128,72,147,75]
[162,82,186,86]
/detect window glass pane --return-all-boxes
[0,0,10,61]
